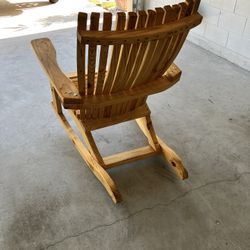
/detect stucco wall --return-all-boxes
[145,0,250,71]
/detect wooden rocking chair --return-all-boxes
[31,0,202,203]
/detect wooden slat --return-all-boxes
[193,0,201,13]
[81,104,150,131]
[185,0,195,15]
[77,12,87,95]
[103,146,159,169]
[132,7,165,86]
[123,10,147,90]
[103,12,126,94]
[149,5,181,80]
[146,5,183,80]
[156,3,191,78]
[126,10,156,90]
[131,8,165,109]
[118,11,148,114]
[95,12,112,95]
[110,11,138,116]
[179,2,189,18]
[111,11,138,93]
[145,5,180,82]
[102,12,126,118]
[87,12,100,95]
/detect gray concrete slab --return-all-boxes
[0,28,250,250]
[0,0,104,39]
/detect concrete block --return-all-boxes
[144,0,177,9]
[199,3,221,25]
[227,33,250,58]
[235,0,250,18]
[243,19,250,38]
[219,11,247,34]
[222,47,250,71]
[188,32,223,56]
[209,0,236,12]
[192,22,207,35]
[204,24,229,46]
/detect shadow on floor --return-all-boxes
[0,0,50,17]
[38,13,77,27]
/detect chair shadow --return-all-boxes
[0,0,50,17]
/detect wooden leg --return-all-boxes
[136,115,160,151]
[51,103,122,203]
[50,84,62,114]
[136,116,188,180]
[68,110,105,166]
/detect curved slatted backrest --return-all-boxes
[77,0,201,97]
[76,0,202,120]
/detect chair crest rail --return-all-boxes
[77,13,202,45]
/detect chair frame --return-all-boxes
[31,0,202,203]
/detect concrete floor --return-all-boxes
[0,0,104,39]
[0,27,250,250]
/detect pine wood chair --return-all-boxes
[31,0,202,203]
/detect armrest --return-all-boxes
[31,38,82,108]
[163,63,182,82]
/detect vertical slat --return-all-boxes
[95,12,112,95]
[193,0,201,13]
[164,4,181,23]
[111,12,138,93]
[125,10,156,89]
[87,12,100,96]
[130,8,165,110]
[123,10,147,90]
[179,2,189,18]
[132,7,165,86]
[102,12,126,94]
[156,3,191,77]
[125,10,157,111]
[153,0,198,78]
[118,11,148,115]
[185,0,195,15]
[102,12,126,118]
[184,0,201,14]
[84,12,100,120]
[149,5,181,80]
[110,12,138,117]
[77,12,87,95]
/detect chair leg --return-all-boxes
[68,110,105,166]
[50,84,62,114]
[51,103,122,203]
[136,115,160,151]
[136,115,188,180]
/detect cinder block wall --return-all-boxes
[145,0,250,71]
